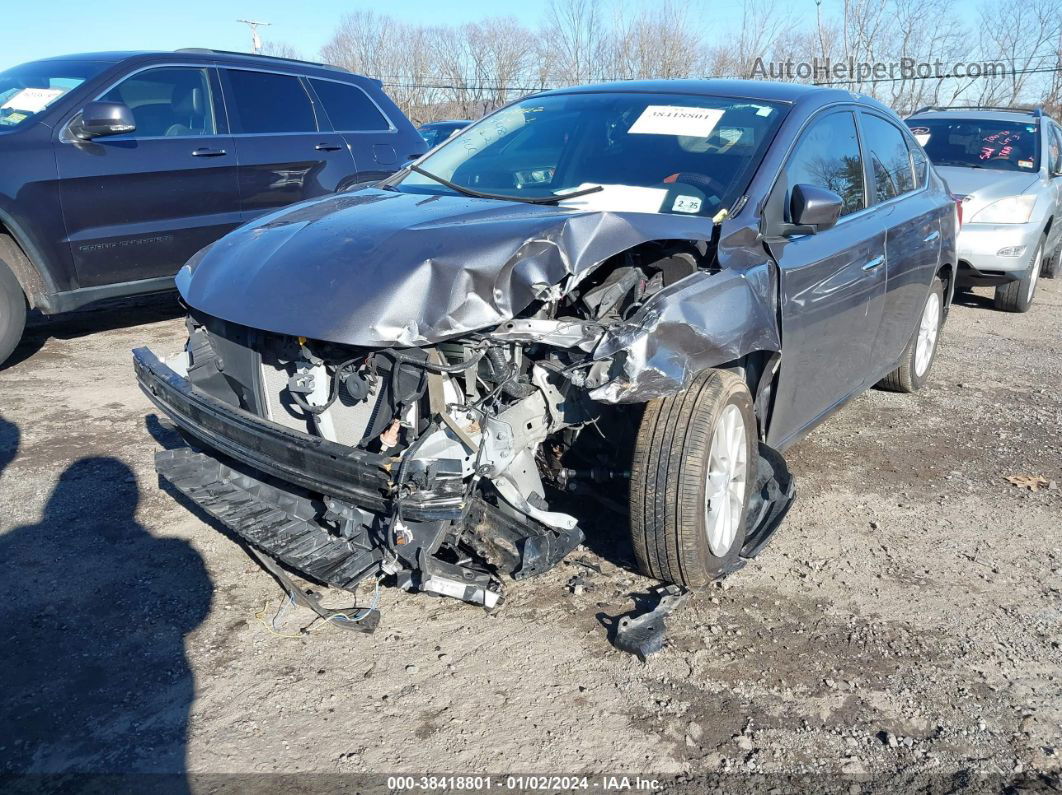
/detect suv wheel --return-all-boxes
[629,369,758,587]
[994,238,1042,312]
[0,257,27,368]
[1042,240,1060,279]
[877,275,944,393]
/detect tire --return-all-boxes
[629,369,758,587]
[994,238,1043,312]
[877,275,944,393]
[0,257,27,368]
[1042,241,1059,279]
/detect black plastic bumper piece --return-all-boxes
[133,346,464,520]
[741,442,796,559]
[157,446,381,591]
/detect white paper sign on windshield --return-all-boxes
[629,105,724,137]
[1,87,65,113]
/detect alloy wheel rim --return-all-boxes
[705,403,748,557]
[914,291,941,377]
[1027,245,1042,303]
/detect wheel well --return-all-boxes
[0,223,46,310]
[936,262,954,310]
[715,350,780,441]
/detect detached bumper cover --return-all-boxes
[133,346,464,520]
[157,446,381,590]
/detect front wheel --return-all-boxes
[0,258,27,368]
[994,239,1042,312]
[629,369,758,587]
[1042,240,1059,279]
[877,275,944,393]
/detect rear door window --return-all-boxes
[785,111,866,217]
[224,70,317,134]
[309,79,391,131]
[861,114,916,201]
[101,67,216,137]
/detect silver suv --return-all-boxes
[906,106,1062,312]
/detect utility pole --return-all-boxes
[237,19,271,54]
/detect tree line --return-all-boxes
[263,0,1062,123]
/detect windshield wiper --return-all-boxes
[408,165,603,205]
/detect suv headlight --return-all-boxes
[969,194,1037,224]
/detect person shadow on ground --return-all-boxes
[0,429,213,786]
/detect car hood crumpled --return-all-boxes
[176,187,716,348]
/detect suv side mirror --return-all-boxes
[789,183,844,232]
[75,101,136,139]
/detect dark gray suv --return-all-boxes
[0,49,426,365]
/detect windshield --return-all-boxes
[396,92,787,218]
[0,60,109,130]
[907,118,1040,173]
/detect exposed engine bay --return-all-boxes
[158,242,723,610]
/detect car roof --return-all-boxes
[23,51,152,64]
[907,109,1047,124]
[16,49,366,82]
[537,78,862,105]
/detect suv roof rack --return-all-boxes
[176,48,349,73]
[910,104,1044,118]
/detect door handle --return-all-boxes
[315,143,343,151]
[924,230,940,242]
[192,147,227,157]
[862,255,885,271]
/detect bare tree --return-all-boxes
[260,41,305,61]
[976,0,1061,106]
[540,0,608,84]
[314,0,1062,124]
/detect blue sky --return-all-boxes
[2,0,557,70]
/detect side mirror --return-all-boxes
[789,183,844,232]
[75,101,135,139]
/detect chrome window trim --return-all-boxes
[857,109,927,206]
[305,75,398,134]
[762,103,930,235]
[220,66,323,135]
[59,59,400,142]
[59,62,223,143]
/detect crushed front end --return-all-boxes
[135,291,648,608]
[136,188,796,612]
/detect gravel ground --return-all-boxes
[0,280,1059,791]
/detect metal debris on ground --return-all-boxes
[572,557,603,574]
[612,584,691,660]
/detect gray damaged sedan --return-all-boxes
[135,80,958,617]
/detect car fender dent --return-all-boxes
[589,262,781,404]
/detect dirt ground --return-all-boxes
[0,279,1059,791]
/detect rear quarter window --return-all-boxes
[309,79,391,132]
